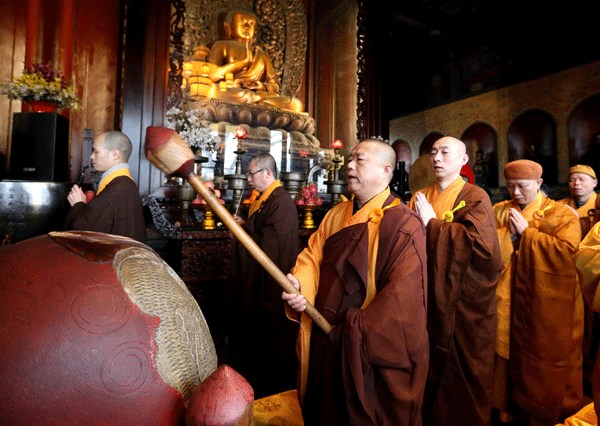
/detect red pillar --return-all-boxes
[59,0,74,78]
[24,0,42,68]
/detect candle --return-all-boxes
[331,139,344,150]
[234,127,248,140]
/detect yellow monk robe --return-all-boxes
[558,192,598,237]
[288,188,399,401]
[557,402,598,426]
[494,192,583,421]
[575,221,600,414]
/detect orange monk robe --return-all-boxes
[557,192,598,237]
[574,221,600,413]
[494,192,583,422]
[558,402,598,426]
[558,192,598,389]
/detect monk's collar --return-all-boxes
[101,163,128,180]
[353,187,391,214]
[437,175,465,193]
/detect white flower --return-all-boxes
[165,107,220,153]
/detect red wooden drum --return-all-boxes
[0,231,217,425]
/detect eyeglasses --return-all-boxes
[246,168,264,177]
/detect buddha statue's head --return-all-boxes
[224,7,259,41]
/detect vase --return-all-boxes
[22,100,59,113]
[299,204,317,229]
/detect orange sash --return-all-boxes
[248,180,282,217]
[96,167,132,195]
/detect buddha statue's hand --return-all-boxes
[238,79,266,91]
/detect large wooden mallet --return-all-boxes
[145,126,332,334]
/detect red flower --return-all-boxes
[300,149,308,158]
[296,183,322,206]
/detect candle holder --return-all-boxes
[177,179,197,225]
[280,171,306,200]
[299,204,317,229]
[325,142,347,206]
[199,204,217,230]
[224,127,248,213]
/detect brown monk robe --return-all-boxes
[408,136,502,426]
[493,159,583,424]
[296,192,428,425]
[227,154,300,399]
[64,131,146,243]
[283,140,428,425]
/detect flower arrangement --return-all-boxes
[165,107,221,153]
[295,183,323,206]
[0,62,80,109]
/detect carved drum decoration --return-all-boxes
[0,231,217,424]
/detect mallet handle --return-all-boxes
[187,173,332,334]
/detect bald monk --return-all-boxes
[407,136,502,426]
[64,131,146,243]
[492,159,583,425]
[282,138,429,425]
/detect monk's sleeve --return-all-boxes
[63,193,109,233]
[575,222,600,312]
[287,208,339,320]
[425,192,501,350]
[520,206,580,266]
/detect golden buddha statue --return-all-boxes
[183,8,304,114]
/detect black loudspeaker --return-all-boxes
[9,112,69,182]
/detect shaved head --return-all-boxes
[430,136,469,190]
[433,136,467,155]
[359,138,397,172]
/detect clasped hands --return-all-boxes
[67,184,87,206]
[508,207,528,239]
[414,192,436,226]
